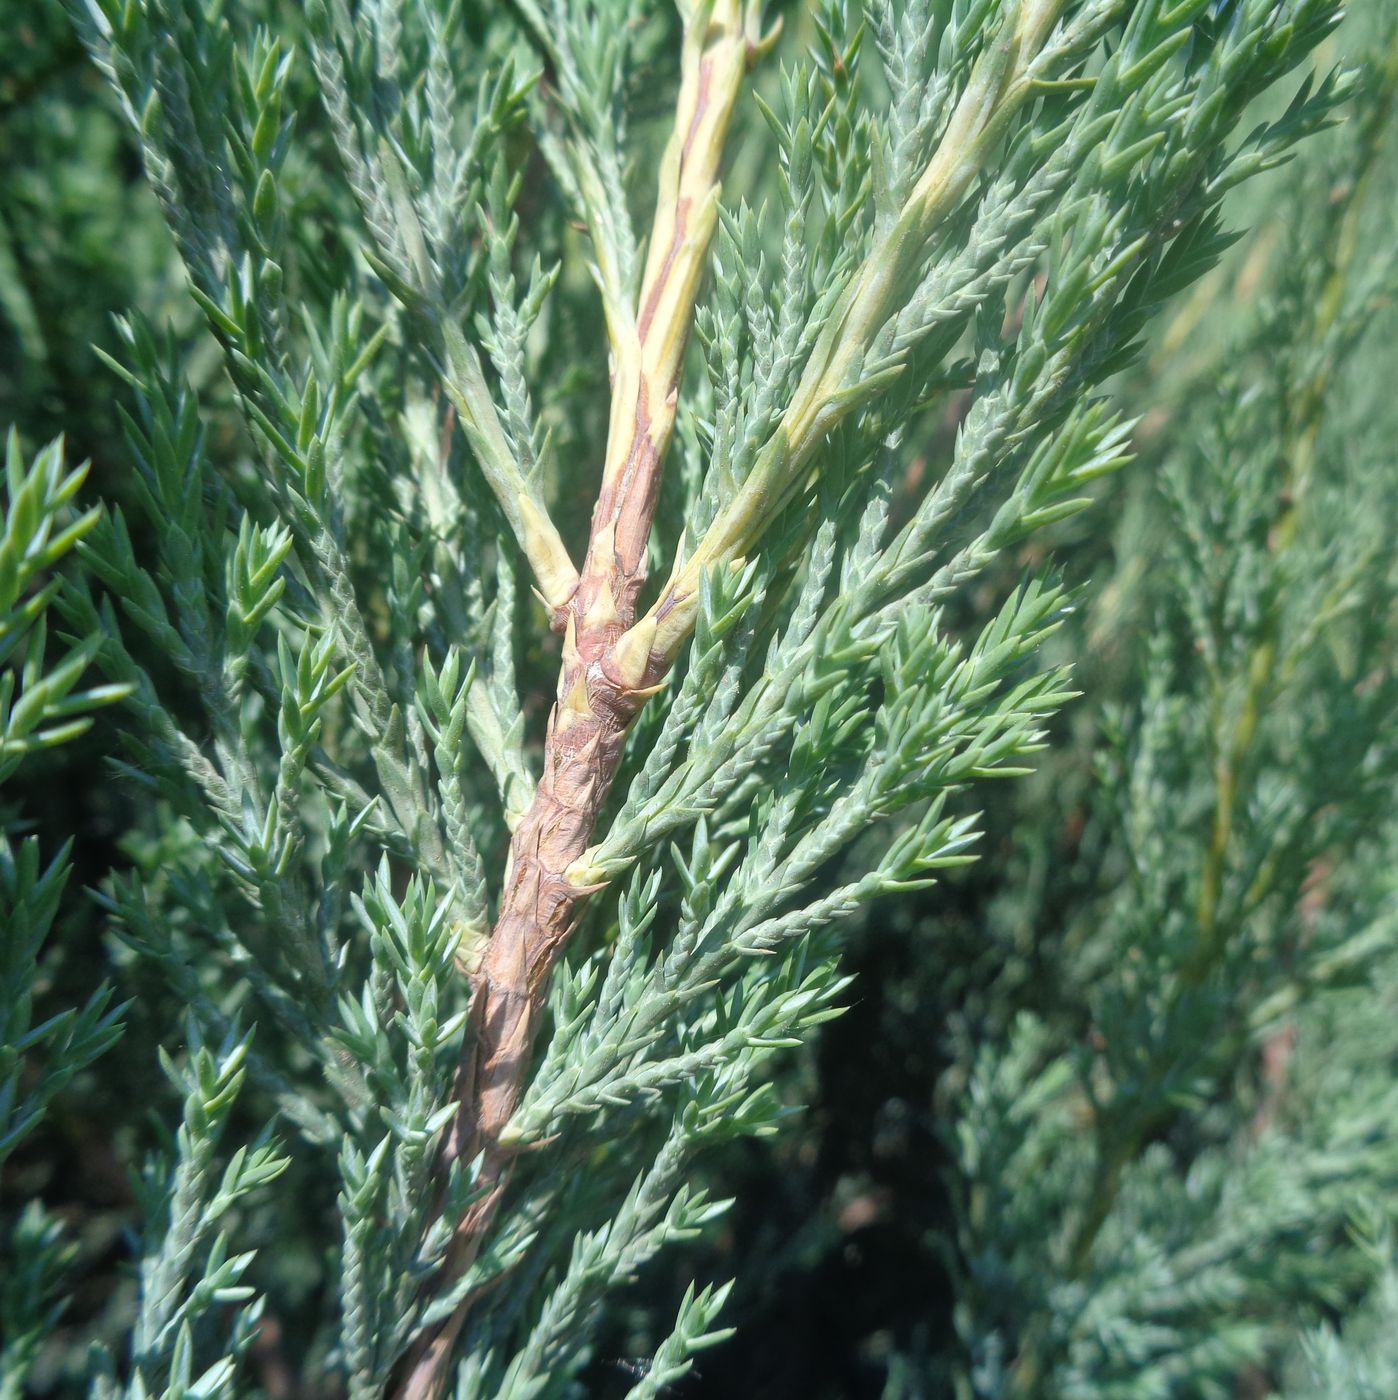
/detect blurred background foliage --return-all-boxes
[2,1,1396,1396]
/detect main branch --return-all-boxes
[390,5,761,1395]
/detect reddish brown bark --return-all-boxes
[391,610,659,1400]
[387,9,758,1397]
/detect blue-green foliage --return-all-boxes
[1,433,127,1393]
[1,0,1391,1396]
[886,18,1398,1397]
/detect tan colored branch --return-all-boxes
[389,6,763,1396]
[573,0,763,637]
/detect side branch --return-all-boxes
[370,138,581,614]
[640,0,1070,661]
[437,318,580,615]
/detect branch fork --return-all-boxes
[397,4,1067,1393]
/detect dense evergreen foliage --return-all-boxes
[1,1,1395,1396]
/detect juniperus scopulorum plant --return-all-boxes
[5,0,1369,1393]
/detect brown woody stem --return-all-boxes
[388,6,761,1396]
